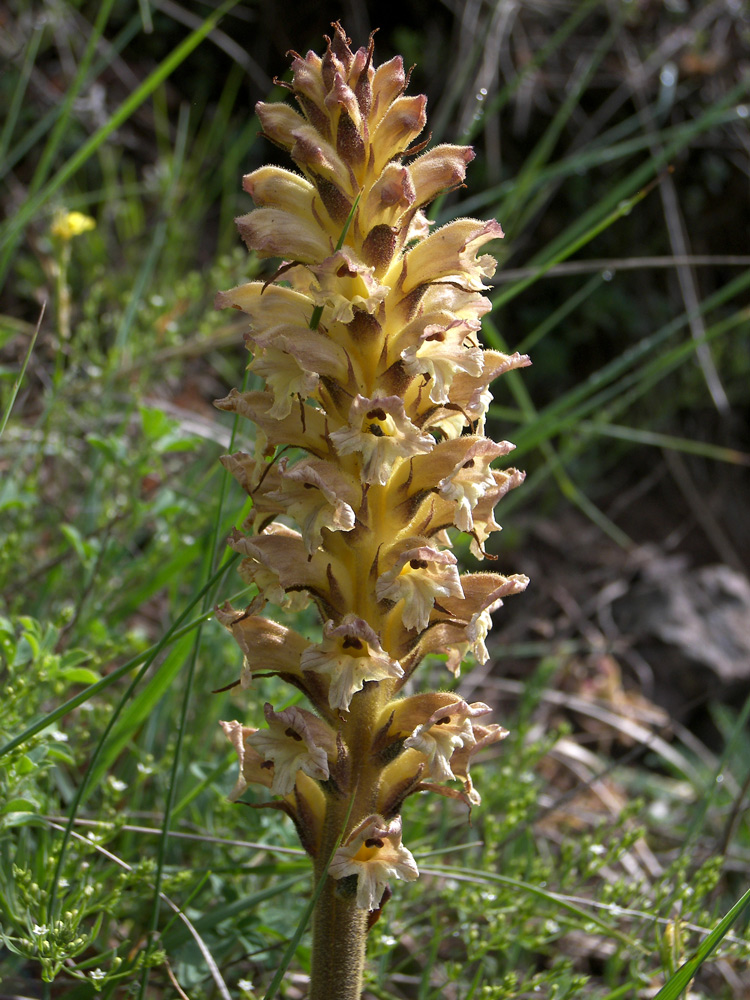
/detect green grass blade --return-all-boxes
[84,631,196,794]
[580,421,750,466]
[0,0,240,284]
[112,101,191,357]
[162,875,307,950]
[0,17,44,167]
[0,557,241,761]
[652,885,750,1000]
[421,864,644,953]
[0,302,43,441]
[509,270,750,458]
[498,9,624,235]
[0,14,142,185]
[26,0,117,201]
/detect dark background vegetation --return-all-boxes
[1,0,750,997]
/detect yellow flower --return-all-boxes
[50,210,96,242]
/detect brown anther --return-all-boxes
[342,636,363,649]
[260,760,274,770]
[463,459,475,469]
[425,331,445,342]
[366,408,387,420]
[285,727,304,742]
[435,716,452,725]
[409,558,428,569]
[364,837,385,848]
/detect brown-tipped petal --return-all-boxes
[450,722,509,804]
[219,720,273,800]
[448,350,532,429]
[290,50,327,116]
[268,456,359,554]
[325,72,366,163]
[214,281,314,329]
[214,388,330,457]
[236,207,334,262]
[215,602,310,687]
[437,571,530,623]
[219,451,277,497]
[256,100,307,150]
[361,162,416,230]
[370,55,406,125]
[469,468,526,558]
[410,144,475,206]
[243,165,316,214]
[396,218,504,294]
[228,525,343,615]
[288,125,354,192]
[370,95,427,174]
[249,347,319,419]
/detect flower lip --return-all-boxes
[328,814,418,910]
[403,698,492,782]
[376,542,464,632]
[300,614,403,712]
[330,394,434,485]
[246,703,335,796]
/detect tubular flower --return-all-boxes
[215,23,529,998]
[328,815,418,911]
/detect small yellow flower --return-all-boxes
[50,210,96,242]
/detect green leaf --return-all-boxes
[15,755,35,775]
[0,798,37,815]
[61,666,101,686]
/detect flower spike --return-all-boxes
[216,24,528,999]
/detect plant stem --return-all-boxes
[309,686,386,999]
[309,864,368,1000]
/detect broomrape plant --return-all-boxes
[215,23,529,998]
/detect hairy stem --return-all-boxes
[309,865,368,1000]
